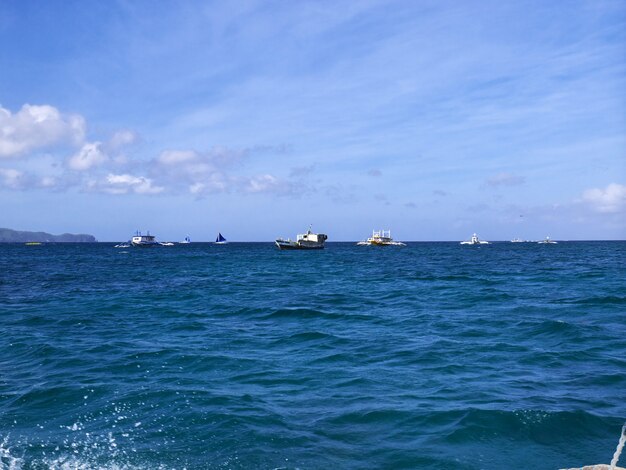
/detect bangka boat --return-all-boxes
[357,230,405,246]
[460,233,489,245]
[275,227,327,250]
[131,231,159,247]
[215,233,227,244]
[538,236,557,244]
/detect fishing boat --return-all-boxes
[538,236,557,244]
[215,233,227,244]
[275,227,327,250]
[460,233,489,245]
[180,236,191,244]
[357,230,405,246]
[131,231,159,247]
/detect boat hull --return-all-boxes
[275,240,324,250]
[131,242,159,247]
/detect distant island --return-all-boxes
[0,228,96,243]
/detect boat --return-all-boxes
[562,421,625,470]
[275,227,327,250]
[538,236,557,244]
[114,242,130,248]
[24,242,42,246]
[510,238,525,243]
[460,233,490,245]
[180,236,191,244]
[159,242,175,246]
[215,233,227,244]
[131,231,159,247]
[357,230,405,246]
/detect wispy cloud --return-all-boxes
[485,172,526,188]
[89,173,165,195]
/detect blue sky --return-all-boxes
[1,0,624,241]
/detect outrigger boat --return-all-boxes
[131,231,159,247]
[275,227,327,250]
[460,233,489,245]
[357,230,405,246]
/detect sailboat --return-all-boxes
[180,236,191,244]
[215,233,227,244]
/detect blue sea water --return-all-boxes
[0,241,625,469]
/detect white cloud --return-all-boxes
[157,149,198,165]
[246,174,280,193]
[150,147,252,195]
[0,168,24,189]
[0,104,85,158]
[106,129,138,150]
[104,173,164,194]
[581,183,626,213]
[68,142,108,171]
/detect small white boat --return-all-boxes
[131,231,159,247]
[180,236,191,244]
[538,236,557,244]
[357,230,405,246]
[159,242,175,246]
[276,227,327,250]
[460,233,489,245]
[215,233,228,244]
[510,238,525,243]
[114,243,130,248]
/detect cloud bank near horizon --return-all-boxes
[0,103,305,197]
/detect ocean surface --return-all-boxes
[1,241,625,469]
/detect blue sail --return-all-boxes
[216,233,226,243]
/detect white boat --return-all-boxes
[511,238,525,243]
[215,233,227,244]
[131,231,159,247]
[159,242,175,246]
[357,230,405,246]
[460,233,490,245]
[180,236,191,244]
[114,243,130,248]
[276,227,327,250]
[538,236,557,244]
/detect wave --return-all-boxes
[571,295,626,305]
[441,408,619,444]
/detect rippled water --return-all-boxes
[1,242,625,469]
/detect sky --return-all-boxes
[0,0,625,241]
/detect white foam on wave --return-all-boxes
[0,435,173,470]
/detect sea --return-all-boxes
[0,241,624,469]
